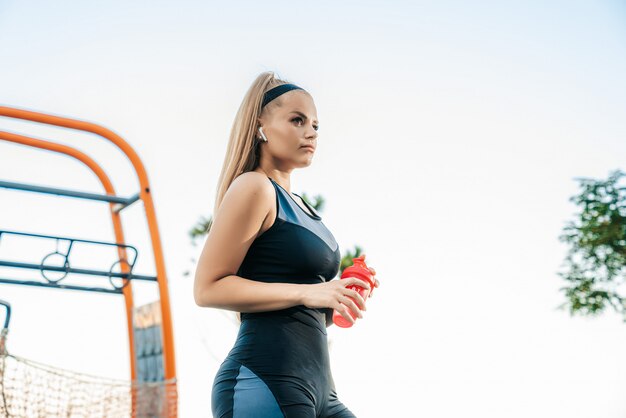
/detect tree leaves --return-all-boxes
[339,245,364,276]
[188,215,213,247]
[558,170,626,321]
[299,192,325,213]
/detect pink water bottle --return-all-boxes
[332,255,376,328]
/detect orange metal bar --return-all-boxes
[0,129,138,380]
[0,105,177,415]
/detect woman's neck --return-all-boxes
[254,168,291,193]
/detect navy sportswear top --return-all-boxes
[213,176,354,417]
[236,176,341,329]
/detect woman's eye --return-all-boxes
[292,117,319,131]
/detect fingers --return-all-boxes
[339,296,363,320]
[344,277,371,293]
[335,295,363,324]
[336,302,357,325]
[342,277,371,305]
[344,287,367,311]
[368,278,380,298]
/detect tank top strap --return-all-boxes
[267,177,322,221]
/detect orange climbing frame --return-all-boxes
[0,105,177,415]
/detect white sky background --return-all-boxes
[1,1,626,417]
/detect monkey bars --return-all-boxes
[0,106,177,416]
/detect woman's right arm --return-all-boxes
[193,172,369,323]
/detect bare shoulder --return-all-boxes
[227,171,274,205]
[232,171,273,188]
[216,171,274,223]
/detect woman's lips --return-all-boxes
[301,146,315,152]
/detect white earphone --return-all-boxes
[258,127,268,142]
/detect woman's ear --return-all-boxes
[258,127,268,142]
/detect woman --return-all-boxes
[194,72,378,418]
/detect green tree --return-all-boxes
[184,192,365,277]
[558,170,626,321]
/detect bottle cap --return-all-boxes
[341,255,374,286]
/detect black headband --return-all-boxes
[262,83,304,108]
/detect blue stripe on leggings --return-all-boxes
[233,365,283,418]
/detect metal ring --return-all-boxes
[40,251,70,283]
[108,258,133,290]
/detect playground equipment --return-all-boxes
[0,106,177,417]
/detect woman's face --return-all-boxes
[258,90,319,169]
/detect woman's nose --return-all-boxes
[307,125,318,139]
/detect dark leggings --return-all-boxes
[212,358,356,418]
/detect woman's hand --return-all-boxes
[360,254,379,298]
[367,265,379,298]
[301,277,371,326]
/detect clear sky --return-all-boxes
[1,1,626,417]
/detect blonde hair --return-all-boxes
[213,71,303,216]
